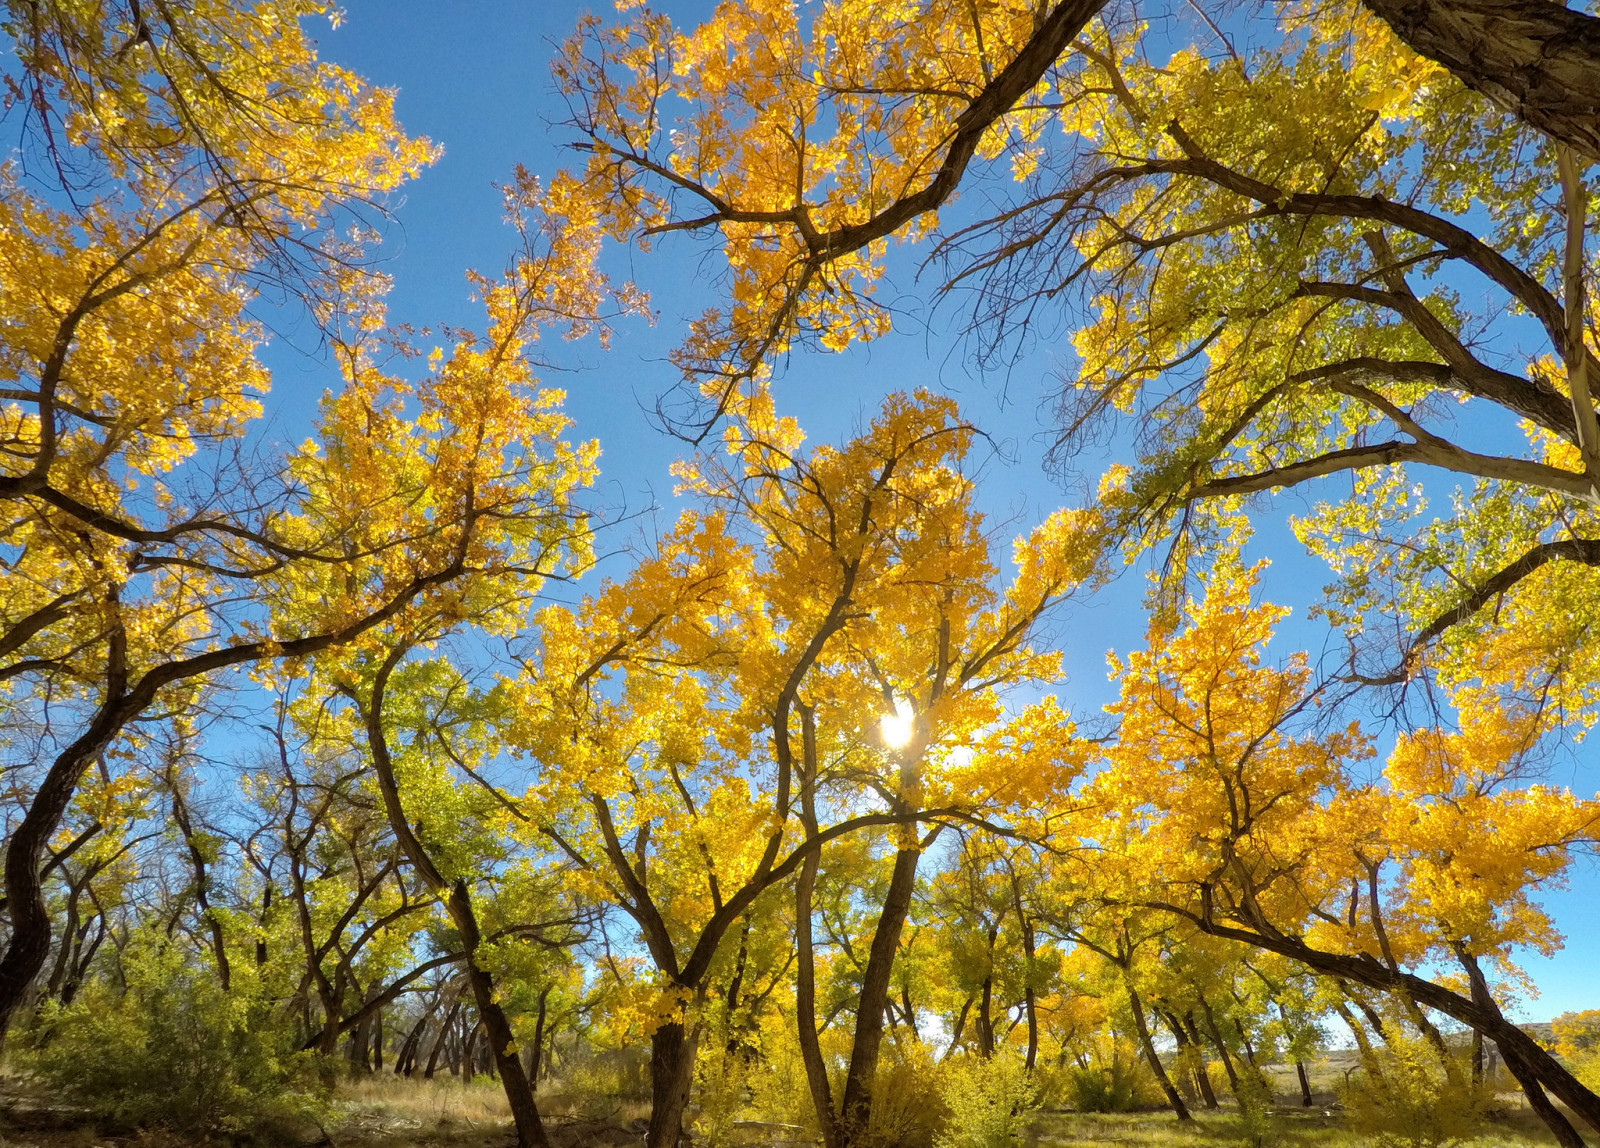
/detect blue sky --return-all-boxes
[277,0,1599,1021]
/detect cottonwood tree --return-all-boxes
[0,0,628,1042]
[537,0,1600,713]
[502,392,1096,1148]
[1079,565,1600,1147]
[540,0,1597,428]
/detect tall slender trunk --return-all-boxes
[1126,981,1190,1121]
[463,1019,481,1083]
[362,655,550,1148]
[256,884,273,968]
[1170,1011,1217,1109]
[795,705,839,1148]
[1020,929,1038,1071]
[1332,1000,1379,1066]
[976,971,996,1058]
[1198,998,1241,1095]
[425,999,462,1079]
[1234,1019,1258,1067]
[837,845,923,1148]
[945,995,974,1059]
[44,880,82,1000]
[168,762,230,991]
[528,986,550,1091]
[396,1007,432,1076]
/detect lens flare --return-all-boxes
[880,697,915,749]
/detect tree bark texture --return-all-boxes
[647,1019,699,1148]
[1362,0,1600,159]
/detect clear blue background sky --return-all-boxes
[269,1,1597,1022]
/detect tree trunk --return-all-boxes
[1295,1059,1313,1107]
[646,1018,699,1148]
[0,720,124,1042]
[363,656,551,1148]
[976,973,996,1058]
[1359,0,1600,160]
[837,845,923,1148]
[425,999,462,1079]
[463,1019,481,1083]
[1194,917,1600,1138]
[794,709,839,1148]
[1126,982,1191,1121]
[1198,999,1241,1095]
[1019,923,1039,1071]
[257,884,273,968]
[168,762,230,991]
[528,986,550,1091]
[1173,1011,1218,1109]
[946,995,974,1059]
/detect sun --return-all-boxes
[880,697,915,749]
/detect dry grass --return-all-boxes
[331,1073,652,1146]
[1030,1102,1565,1148]
[338,1073,515,1127]
[0,1064,1578,1148]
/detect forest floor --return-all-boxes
[0,1071,1573,1148]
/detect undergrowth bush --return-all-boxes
[853,1041,948,1148]
[1053,1045,1162,1113]
[744,1023,818,1135]
[694,1044,751,1148]
[1233,1067,1277,1148]
[936,1051,1038,1148]
[562,1044,652,1118]
[24,934,327,1136]
[1338,1031,1490,1148]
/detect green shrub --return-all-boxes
[1056,1051,1161,1113]
[24,935,328,1136]
[935,1051,1038,1148]
[1233,1067,1277,1148]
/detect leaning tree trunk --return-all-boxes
[1359,0,1600,160]
[363,655,551,1148]
[1126,982,1191,1122]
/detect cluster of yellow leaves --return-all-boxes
[543,0,1084,406]
[1072,563,1598,991]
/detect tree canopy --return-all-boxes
[3,3,1599,1148]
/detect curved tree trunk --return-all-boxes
[362,651,551,1148]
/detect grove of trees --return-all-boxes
[3,0,1600,1146]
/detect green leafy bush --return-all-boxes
[935,1051,1038,1148]
[1053,1049,1161,1113]
[1232,1067,1277,1148]
[24,935,328,1136]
